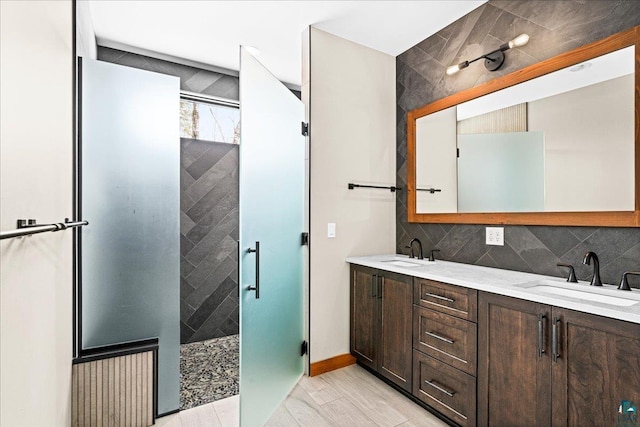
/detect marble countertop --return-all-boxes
[346,254,640,325]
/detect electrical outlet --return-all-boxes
[486,227,504,246]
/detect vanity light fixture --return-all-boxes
[446,33,530,76]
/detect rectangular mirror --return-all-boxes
[408,26,640,227]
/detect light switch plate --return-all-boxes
[327,223,336,238]
[486,227,504,246]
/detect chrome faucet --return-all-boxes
[582,251,602,286]
[406,238,423,260]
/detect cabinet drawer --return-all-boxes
[413,350,476,427]
[414,279,477,321]
[413,306,477,376]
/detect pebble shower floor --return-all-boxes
[180,334,239,410]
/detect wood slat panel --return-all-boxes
[97,359,103,427]
[136,353,142,427]
[126,354,131,427]
[71,350,155,427]
[119,357,125,427]
[147,353,153,424]
[108,357,114,427]
[457,103,527,134]
[85,363,91,425]
[91,362,97,426]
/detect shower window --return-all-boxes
[180,96,240,144]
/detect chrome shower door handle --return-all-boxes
[246,241,260,299]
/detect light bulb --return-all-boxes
[446,64,461,75]
[509,34,530,49]
[446,61,469,76]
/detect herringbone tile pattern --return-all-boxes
[396,1,640,287]
[180,138,239,343]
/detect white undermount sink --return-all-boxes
[380,259,424,268]
[518,279,639,307]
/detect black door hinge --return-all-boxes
[301,122,309,136]
[457,148,460,158]
[301,340,308,356]
[301,232,309,246]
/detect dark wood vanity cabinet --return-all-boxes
[350,264,640,427]
[350,265,378,370]
[413,279,478,427]
[479,292,640,427]
[350,265,413,391]
[551,307,640,427]
[478,292,552,427]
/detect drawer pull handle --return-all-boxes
[425,331,455,344]
[424,292,455,303]
[425,379,456,397]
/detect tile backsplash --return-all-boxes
[396,1,640,287]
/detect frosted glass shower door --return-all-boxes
[80,58,180,414]
[239,48,305,426]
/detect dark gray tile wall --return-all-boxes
[98,47,240,342]
[98,47,240,100]
[396,1,640,287]
[180,139,239,343]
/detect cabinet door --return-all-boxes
[551,308,640,427]
[378,271,413,391]
[350,266,378,369]
[478,292,552,427]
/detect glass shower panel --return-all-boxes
[457,131,545,212]
[239,47,305,427]
[80,58,180,414]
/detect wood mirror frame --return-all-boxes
[407,26,640,227]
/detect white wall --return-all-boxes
[76,0,97,59]
[529,74,634,212]
[0,1,73,425]
[307,28,396,363]
[416,106,458,213]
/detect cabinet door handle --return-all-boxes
[552,317,561,363]
[371,274,377,298]
[424,292,455,303]
[378,276,384,299]
[425,331,455,344]
[425,379,456,397]
[537,313,546,357]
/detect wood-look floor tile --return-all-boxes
[264,405,300,427]
[282,385,333,427]
[338,366,444,426]
[338,366,446,427]
[157,365,447,427]
[298,374,342,405]
[154,412,183,427]
[180,402,221,427]
[397,418,449,427]
[320,398,377,426]
[320,366,409,427]
[212,394,238,427]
